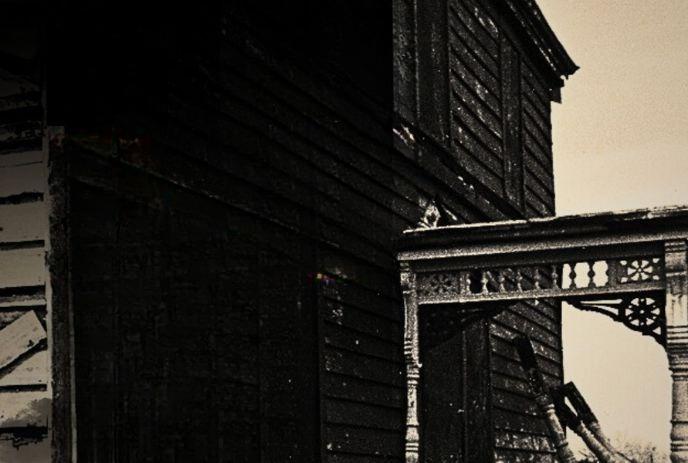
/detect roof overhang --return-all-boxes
[399,205,688,259]
[498,0,579,100]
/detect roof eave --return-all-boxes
[501,0,579,89]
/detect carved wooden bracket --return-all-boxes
[398,206,688,463]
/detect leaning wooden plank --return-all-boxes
[0,202,46,243]
[552,388,628,463]
[0,311,46,371]
[0,390,50,428]
[0,163,44,198]
[0,349,47,387]
[0,248,45,288]
[562,383,633,462]
[0,308,45,330]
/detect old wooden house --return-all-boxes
[0,0,576,461]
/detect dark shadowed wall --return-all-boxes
[33,0,574,461]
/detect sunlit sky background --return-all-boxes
[538,0,688,456]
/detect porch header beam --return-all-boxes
[399,205,688,253]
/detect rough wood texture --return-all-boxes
[0,28,51,461]
[33,0,578,461]
[396,0,573,460]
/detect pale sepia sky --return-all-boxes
[538,0,688,457]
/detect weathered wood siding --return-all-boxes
[44,0,571,461]
[522,63,556,217]
[447,2,562,460]
[400,0,566,460]
[0,44,51,461]
[50,4,503,462]
[447,0,556,216]
[449,0,506,198]
[449,0,563,462]
[488,54,563,461]
[491,299,562,462]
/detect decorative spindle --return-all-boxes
[534,267,541,290]
[568,263,578,289]
[587,261,596,287]
[605,259,615,286]
[481,271,489,294]
[498,270,506,292]
[550,265,559,289]
[460,272,471,296]
[516,269,524,292]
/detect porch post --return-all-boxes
[400,264,421,463]
[665,240,688,463]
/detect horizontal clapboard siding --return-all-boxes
[446,0,559,223]
[58,1,565,460]
[440,5,562,456]
[319,281,404,461]
[507,64,560,454]
[0,162,44,199]
[61,6,502,459]
[0,247,45,288]
[71,182,267,462]
[490,299,562,459]
[449,0,505,196]
[0,202,47,242]
[522,63,555,216]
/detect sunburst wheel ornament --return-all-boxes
[418,273,458,297]
[619,258,661,283]
[428,273,455,295]
[625,297,661,329]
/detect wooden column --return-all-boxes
[665,240,688,463]
[401,264,421,463]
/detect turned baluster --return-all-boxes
[516,269,524,292]
[533,267,541,290]
[498,270,506,292]
[481,271,489,294]
[551,265,559,289]
[568,263,578,289]
[588,261,597,288]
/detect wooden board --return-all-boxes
[0,350,48,387]
[0,311,46,371]
[0,151,43,168]
[0,202,46,243]
[0,390,50,428]
[0,248,45,288]
[0,163,44,198]
[0,438,50,463]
